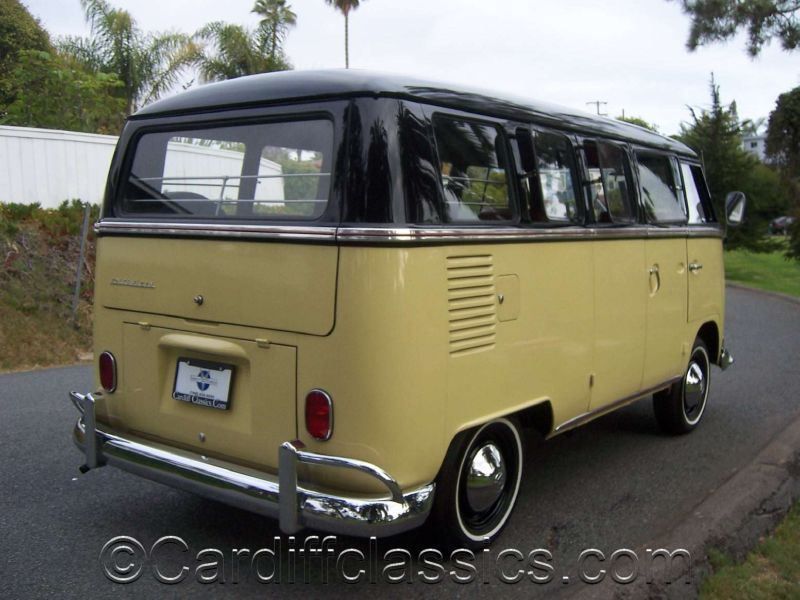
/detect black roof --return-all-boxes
[134,69,695,156]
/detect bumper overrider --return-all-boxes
[69,392,434,537]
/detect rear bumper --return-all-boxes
[69,392,434,537]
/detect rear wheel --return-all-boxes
[431,417,523,548]
[653,338,711,434]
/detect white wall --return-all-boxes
[0,125,285,208]
[0,125,117,208]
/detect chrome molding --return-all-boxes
[69,391,434,537]
[552,377,683,435]
[96,219,724,244]
[96,220,338,241]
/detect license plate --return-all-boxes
[172,358,234,410]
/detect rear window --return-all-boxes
[120,119,334,220]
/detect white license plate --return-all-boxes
[172,358,234,410]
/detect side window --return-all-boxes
[636,153,687,224]
[680,162,714,224]
[532,131,580,223]
[432,116,512,223]
[583,140,636,224]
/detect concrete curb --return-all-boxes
[570,411,800,599]
[726,281,800,306]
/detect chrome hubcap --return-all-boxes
[684,360,706,416]
[465,442,507,513]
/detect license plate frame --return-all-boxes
[172,357,235,410]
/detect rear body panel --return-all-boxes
[102,236,337,335]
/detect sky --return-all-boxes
[22,0,799,135]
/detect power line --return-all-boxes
[586,100,608,116]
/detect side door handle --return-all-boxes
[689,262,703,273]
[648,264,660,294]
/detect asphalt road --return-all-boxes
[1,286,798,598]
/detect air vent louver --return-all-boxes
[446,254,497,356]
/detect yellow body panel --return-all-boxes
[100,237,338,335]
[590,240,646,409]
[92,232,725,495]
[688,238,725,338]
[643,239,689,387]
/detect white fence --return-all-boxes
[0,125,117,208]
[0,125,284,209]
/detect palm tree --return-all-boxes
[741,117,766,137]
[194,21,290,82]
[252,0,297,64]
[324,0,364,68]
[59,0,199,114]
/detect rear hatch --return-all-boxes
[96,110,341,468]
[102,236,337,335]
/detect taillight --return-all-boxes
[99,351,117,392]
[305,389,333,441]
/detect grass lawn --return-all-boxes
[701,503,800,599]
[725,242,800,298]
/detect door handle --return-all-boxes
[689,262,703,273]
[648,265,660,294]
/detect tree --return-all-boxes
[765,87,800,259]
[1,50,125,134]
[741,116,766,136]
[677,75,789,250]
[59,0,200,114]
[324,0,365,68]
[0,0,52,109]
[671,0,800,56]
[766,87,800,175]
[616,115,660,132]
[194,21,291,82]
[252,0,297,64]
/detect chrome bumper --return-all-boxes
[719,346,734,371]
[69,392,434,537]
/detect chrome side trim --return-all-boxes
[551,377,682,435]
[96,220,725,243]
[96,220,338,241]
[69,391,434,537]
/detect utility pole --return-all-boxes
[586,100,608,116]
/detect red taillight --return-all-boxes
[99,351,117,392]
[305,389,333,441]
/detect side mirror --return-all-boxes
[725,191,746,227]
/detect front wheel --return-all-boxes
[431,417,524,548]
[653,338,711,434]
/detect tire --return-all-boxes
[653,338,711,434]
[431,417,524,549]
